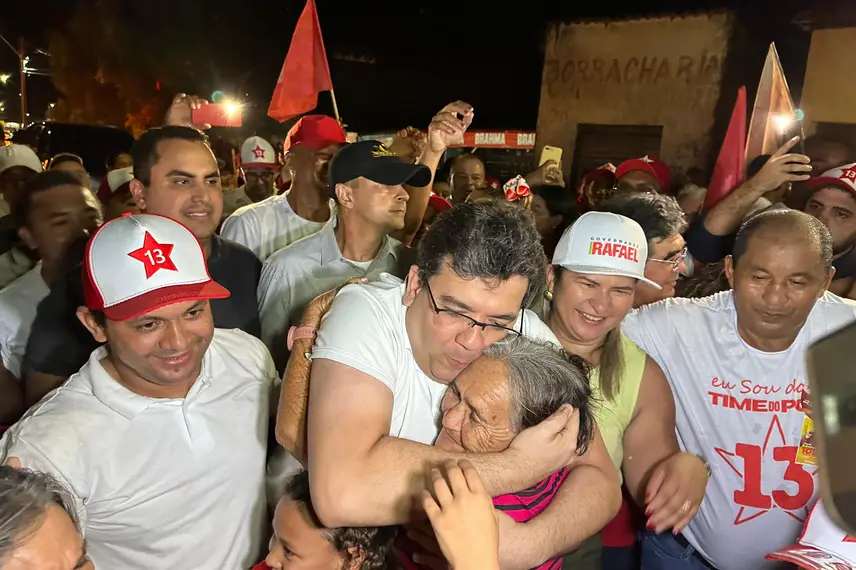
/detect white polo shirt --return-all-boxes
[0,263,48,378]
[622,291,856,570]
[0,328,277,570]
[312,274,560,445]
[220,192,335,261]
[257,222,413,358]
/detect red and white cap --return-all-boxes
[767,500,856,569]
[552,211,661,289]
[96,166,134,203]
[83,214,230,321]
[615,154,671,192]
[807,163,856,195]
[239,136,277,170]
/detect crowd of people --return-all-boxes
[0,91,854,570]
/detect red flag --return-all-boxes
[268,0,333,123]
[745,43,796,160]
[704,86,747,211]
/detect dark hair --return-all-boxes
[417,201,547,306]
[131,126,209,187]
[13,171,86,229]
[805,134,852,158]
[48,153,84,170]
[531,185,575,227]
[284,471,397,570]
[0,465,80,566]
[106,150,132,170]
[732,209,833,270]
[600,192,687,253]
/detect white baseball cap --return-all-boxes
[240,136,276,169]
[0,144,43,176]
[96,167,134,203]
[552,211,661,289]
[767,500,856,568]
[83,214,229,321]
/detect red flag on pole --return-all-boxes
[268,0,334,123]
[703,86,747,211]
[745,43,796,161]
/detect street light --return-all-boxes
[0,74,9,85]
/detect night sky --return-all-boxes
[1,0,821,134]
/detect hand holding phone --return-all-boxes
[191,103,243,128]
[540,145,563,167]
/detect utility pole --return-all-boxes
[18,37,26,126]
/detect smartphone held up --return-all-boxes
[192,103,243,128]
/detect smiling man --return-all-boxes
[601,192,688,307]
[1,214,276,569]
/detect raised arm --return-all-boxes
[306,358,580,528]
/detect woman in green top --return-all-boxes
[539,211,710,568]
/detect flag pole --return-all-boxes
[329,89,341,124]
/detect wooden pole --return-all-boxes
[329,89,341,125]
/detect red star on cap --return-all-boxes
[127,231,178,279]
[251,145,266,159]
[839,165,856,182]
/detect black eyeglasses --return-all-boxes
[423,280,521,342]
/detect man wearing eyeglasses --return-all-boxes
[601,192,689,307]
[222,136,279,218]
[281,200,620,569]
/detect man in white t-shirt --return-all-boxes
[221,116,346,260]
[1,214,276,570]
[279,200,621,568]
[258,140,428,365]
[622,209,856,570]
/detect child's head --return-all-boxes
[265,471,398,570]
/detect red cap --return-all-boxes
[283,115,347,152]
[428,194,452,213]
[615,155,671,192]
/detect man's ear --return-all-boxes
[129,179,147,212]
[335,182,354,210]
[76,307,108,344]
[17,226,37,252]
[724,255,735,290]
[402,265,423,307]
[822,266,836,294]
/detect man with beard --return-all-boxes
[803,163,856,298]
[601,192,688,307]
[223,136,279,218]
[221,115,346,261]
[2,214,275,569]
[22,126,262,406]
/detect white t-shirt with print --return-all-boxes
[311,273,560,445]
[0,263,48,378]
[622,291,856,570]
[220,192,335,261]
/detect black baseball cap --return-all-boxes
[328,140,432,188]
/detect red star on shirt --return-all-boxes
[127,232,178,278]
[839,165,856,182]
[251,145,266,159]
[714,414,817,526]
